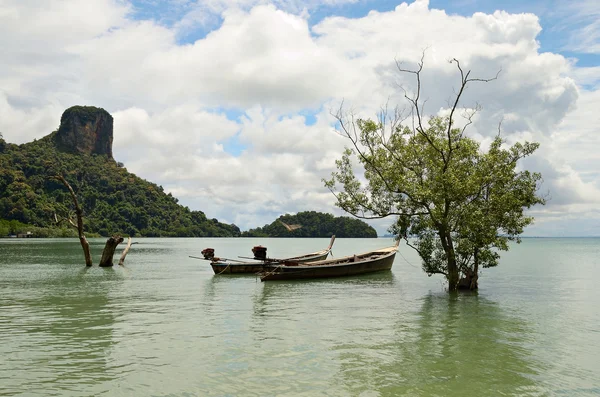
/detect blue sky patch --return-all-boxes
[221,132,246,157]
[299,111,318,126]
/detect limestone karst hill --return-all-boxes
[53,106,114,158]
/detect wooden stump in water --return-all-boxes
[51,175,135,267]
[99,235,124,267]
[119,237,133,266]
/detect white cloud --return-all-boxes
[547,88,600,189]
[0,0,129,108]
[69,4,344,110]
[0,93,62,143]
[112,105,241,178]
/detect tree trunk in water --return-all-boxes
[79,237,93,267]
[54,175,93,266]
[447,257,459,292]
[118,237,133,266]
[471,248,479,290]
[441,230,459,292]
[457,271,478,290]
[470,272,478,290]
[99,235,124,267]
[458,248,479,290]
[52,175,135,267]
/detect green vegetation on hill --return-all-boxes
[0,133,240,237]
[242,211,377,238]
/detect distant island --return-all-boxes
[0,106,376,238]
[241,211,377,238]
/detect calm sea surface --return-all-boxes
[0,237,598,396]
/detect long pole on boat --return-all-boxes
[188,255,248,263]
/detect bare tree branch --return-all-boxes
[396,53,446,162]
[497,116,504,137]
[51,175,92,266]
[443,59,501,161]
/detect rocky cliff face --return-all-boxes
[54,106,114,159]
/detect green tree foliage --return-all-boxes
[242,211,377,237]
[0,134,240,237]
[0,219,11,236]
[0,219,78,238]
[325,58,544,291]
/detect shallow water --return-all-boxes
[1,237,598,396]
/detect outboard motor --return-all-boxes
[252,245,267,260]
[201,248,215,260]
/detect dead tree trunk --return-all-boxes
[119,237,133,266]
[99,235,124,267]
[53,175,132,267]
[53,175,93,266]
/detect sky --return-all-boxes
[1,0,599,236]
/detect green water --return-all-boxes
[1,237,598,396]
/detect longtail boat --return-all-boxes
[193,235,336,274]
[258,241,399,281]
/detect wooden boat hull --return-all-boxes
[260,250,397,281]
[211,263,269,274]
[210,251,331,274]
